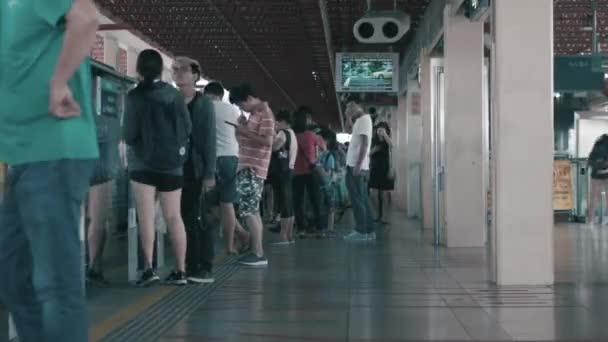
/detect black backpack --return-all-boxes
[138,86,189,171]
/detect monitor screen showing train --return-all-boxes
[336,53,399,93]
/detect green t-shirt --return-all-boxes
[0,0,98,165]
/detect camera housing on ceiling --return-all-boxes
[353,10,411,44]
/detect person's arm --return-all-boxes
[47,0,98,118]
[50,0,98,84]
[273,131,286,151]
[353,117,372,175]
[354,135,370,175]
[236,118,274,146]
[192,96,216,182]
[122,94,140,146]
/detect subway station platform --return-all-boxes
[85,212,608,342]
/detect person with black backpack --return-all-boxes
[588,134,608,224]
[123,50,192,286]
[269,110,298,245]
[173,57,217,284]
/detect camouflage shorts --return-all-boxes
[236,168,264,219]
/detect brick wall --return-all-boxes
[117,48,128,75]
[91,35,104,63]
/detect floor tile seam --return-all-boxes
[443,293,516,342]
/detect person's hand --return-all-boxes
[203,178,216,192]
[49,81,81,119]
[236,124,248,136]
[353,164,362,176]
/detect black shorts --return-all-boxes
[129,171,183,192]
[275,170,294,218]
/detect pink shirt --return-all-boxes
[294,131,319,175]
[237,103,275,179]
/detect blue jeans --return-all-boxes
[345,167,375,234]
[0,159,94,342]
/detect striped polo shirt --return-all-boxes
[237,102,275,180]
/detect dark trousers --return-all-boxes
[181,166,214,274]
[293,174,326,231]
[346,167,375,234]
[0,159,94,342]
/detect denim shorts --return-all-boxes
[216,156,238,204]
[235,168,264,219]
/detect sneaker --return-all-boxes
[344,231,369,241]
[238,253,269,267]
[87,269,110,288]
[165,271,188,286]
[188,270,215,284]
[367,232,377,240]
[136,269,160,287]
[269,240,291,246]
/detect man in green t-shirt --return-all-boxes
[0,0,99,341]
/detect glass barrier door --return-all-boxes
[432,60,446,245]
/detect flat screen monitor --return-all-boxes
[336,52,399,93]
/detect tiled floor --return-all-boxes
[134,214,608,341]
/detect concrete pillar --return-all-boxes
[420,51,434,229]
[406,80,423,218]
[493,0,554,285]
[391,94,408,210]
[127,47,139,78]
[104,35,119,69]
[443,7,486,247]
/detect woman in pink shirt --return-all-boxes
[292,108,326,236]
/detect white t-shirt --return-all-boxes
[276,128,298,169]
[346,114,373,170]
[213,101,240,157]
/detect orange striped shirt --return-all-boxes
[237,102,275,179]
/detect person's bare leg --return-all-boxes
[221,202,237,253]
[369,189,379,220]
[279,217,289,242]
[288,217,295,241]
[589,179,600,223]
[159,190,187,272]
[235,220,250,247]
[131,181,157,269]
[245,214,264,257]
[328,209,336,232]
[87,181,112,270]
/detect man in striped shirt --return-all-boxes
[229,83,275,267]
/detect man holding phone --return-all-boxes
[0,0,99,340]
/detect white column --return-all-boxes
[391,94,408,210]
[127,47,139,78]
[406,80,423,218]
[493,0,554,285]
[443,7,486,247]
[104,35,119,69]
[420,51,434,229]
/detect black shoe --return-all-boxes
[188,270,215,284]
[87,269,110,288]
[136,269,160,287]
[165,271,188,286]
